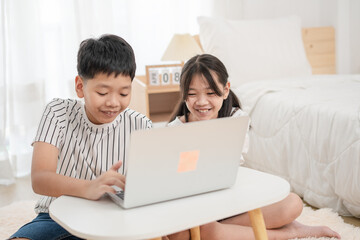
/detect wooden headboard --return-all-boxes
[302,27,335,74]
[194,26,336,74]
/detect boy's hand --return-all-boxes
[85,161,126,200]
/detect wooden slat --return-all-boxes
[312,66,336,74]
[303,41,335,55]
[302,27,335,41]
[307,54,336,68]
[302,26,336,74]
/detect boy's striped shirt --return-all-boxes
[33,98,152,213]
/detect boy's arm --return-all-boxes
[31,142,126,200]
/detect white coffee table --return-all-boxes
[50,167,290,240]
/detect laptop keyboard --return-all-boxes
[115,190,124,200]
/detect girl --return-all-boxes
[166,54,340,240]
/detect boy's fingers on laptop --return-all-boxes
[105,178,125,191]
[85,183,114,200]
[107,186,117,194]
[85,171,125,199]
[110,161,123,171]
[118,174,126,185]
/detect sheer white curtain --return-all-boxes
[0,0,14,185]
[0,0,213,181]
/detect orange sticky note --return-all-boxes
[177,150,199,173]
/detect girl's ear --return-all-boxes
[75,76,85,98]
[223,82,231,99]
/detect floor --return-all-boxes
[1,174,360,228]
[0,175,39,208]
[302,200,360,228]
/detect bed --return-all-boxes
[196,16,360,217]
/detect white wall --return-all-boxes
[212,0,360,74]
[0,0,6,133]
[349,0,360,73]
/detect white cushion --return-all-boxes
[197,16,312,88]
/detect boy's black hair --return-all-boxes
[77,34,136,80]
[169,54,241,122]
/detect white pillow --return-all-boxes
[197,16,311,88]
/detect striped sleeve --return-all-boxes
[124,108,152,131]
[33,98,68,148]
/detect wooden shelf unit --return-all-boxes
[129,76,181,123]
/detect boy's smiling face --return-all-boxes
[75,72,132,125]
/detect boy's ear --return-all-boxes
[75,76,85,98]
[223,82,230,99]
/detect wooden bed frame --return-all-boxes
[302,27,335,74]
[194,26,336,75]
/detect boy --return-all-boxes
[9,34,152,240]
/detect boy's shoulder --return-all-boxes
[47,98,81,108]
[120,108,153,128]
[44,98,83,118]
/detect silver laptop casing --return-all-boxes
[109,115,249,209]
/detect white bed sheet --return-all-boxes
[233,74,360,217]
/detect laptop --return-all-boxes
[107,115,249,209]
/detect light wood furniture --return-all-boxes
[129,75,180,122]
[49,167,290,240]
[302,27,336,74]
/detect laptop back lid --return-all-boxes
[123,115,249,208]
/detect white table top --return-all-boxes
[49,167,290,240]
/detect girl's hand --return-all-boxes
[84,161,126,200]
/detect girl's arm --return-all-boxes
[31,141,125,200]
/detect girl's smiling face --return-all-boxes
[75,72,132,125]
[185,73,230,122]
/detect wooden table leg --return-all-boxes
[248,208,268,240]
[190,226,201,240]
